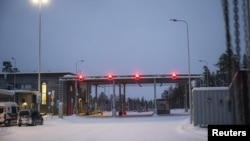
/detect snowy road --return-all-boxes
[0,113,207,141]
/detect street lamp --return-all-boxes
[11,57,16,90]
[74,60,84,115]
[170,18,192,123]
[32,0,49,112]
[198,60,209,87]
[11,57,16,102]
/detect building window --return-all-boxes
[70,85,73,91]
[20,84,32,90]
[41,82,47,105]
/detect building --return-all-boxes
[0,72,88,115]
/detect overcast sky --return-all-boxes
[1,0,243,100]
[0,0,229,75]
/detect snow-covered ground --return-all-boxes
[0,109,207,141]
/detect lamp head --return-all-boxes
[170,19,177,22]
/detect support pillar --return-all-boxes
[94,85,98,115]
[112,80,116,117]
[154,78,157,115]
[123,84,126,115]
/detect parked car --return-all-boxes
[0,102,19,126]
[17,109,43,126]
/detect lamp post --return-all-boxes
[170,19,192,123]
[74,60,84,115]
[11,57,16,102]
[198,60,209,87]
[32,0,49,112]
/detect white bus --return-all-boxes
[0,102,19,126]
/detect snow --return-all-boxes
[192,87,229,91]
[0,109,207,141]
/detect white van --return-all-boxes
[0,102,19,126]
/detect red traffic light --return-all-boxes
[78,74,84,81]
[135,73,140,80]
[171,72,177,80]
[108,74,113,80]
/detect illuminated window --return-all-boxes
[41,82,47,105]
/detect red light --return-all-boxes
[108,74,113,80]
[135,73,140,80]
[78,75,84,81]
[171,72,177,80]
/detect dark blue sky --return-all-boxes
[0,0,244,99]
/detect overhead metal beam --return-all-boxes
[59,73,203,85]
